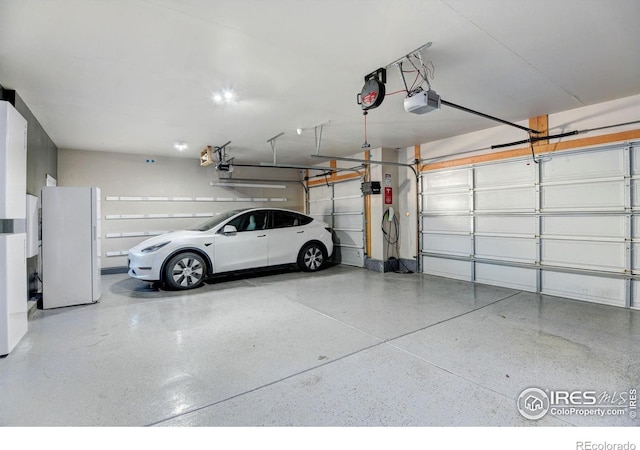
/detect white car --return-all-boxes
[127,207,334,290]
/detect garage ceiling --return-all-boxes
[1,0,639,166]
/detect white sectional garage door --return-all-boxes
[308,178,365,267]
[421,141,640,309]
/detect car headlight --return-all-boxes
[140,241,171,253]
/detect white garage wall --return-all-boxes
[396,149,419,267]
[58,149,304,270]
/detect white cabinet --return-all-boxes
[0,100,28,356]
[0,233,28,356]
[42,187,101,309]
[0,101,27,219]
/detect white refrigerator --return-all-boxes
[0,100,28,356]
[42,187,101,309]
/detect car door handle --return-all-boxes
[258,234,266,238]
[297,230,304,234]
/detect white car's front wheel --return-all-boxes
[164,252,206,290]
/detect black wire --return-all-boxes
[380,210,413,274]
[381,210,398,244]
[529,133,539,164]
[398,61,409,93]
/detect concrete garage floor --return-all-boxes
[1,265,638,427]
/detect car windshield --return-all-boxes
[188,209,246,231]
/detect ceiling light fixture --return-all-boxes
[174,142,188,152]
[212,89,236,105]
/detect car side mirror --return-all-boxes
[222,224,237,236]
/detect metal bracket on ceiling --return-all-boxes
[267,132,285,165]
[386,42,433,69]
[386,41,433,93]
[313,120,330,156]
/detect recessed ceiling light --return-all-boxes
[212,89,236,105]
[174,142,188,152]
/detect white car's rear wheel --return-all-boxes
[298,243,326,272]
[164,252,206,290]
